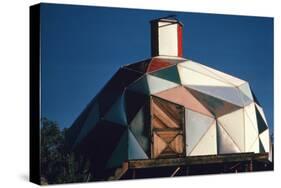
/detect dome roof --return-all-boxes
[66,56,270,169]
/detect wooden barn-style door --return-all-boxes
[151,96,185,159]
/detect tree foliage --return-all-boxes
[40,118,91,184]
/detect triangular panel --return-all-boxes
[74,102,99,145]
[150,65,181,84]
[128,130,149,160]
[185,109,214,155]
[189,122,217,156]
[147,58,174,72]
[244,103,258,131]
[126,75,150,95]
[124,59,150,73]
[125,89,149,123]
[129,104,150,155]
[217,123,240,154]
[98,68,143,116]
[147,74,179,94]
[256,106,268,134]
[199,63,246,86]
[104,93,127,126]
[106,130,128,168]
[218,109,245,151]
[244,112,259,152]
[187,87,241,117]
[188,85,244,107]
[259,138,265,153]
[249,137,259,153]
[153,133,167,158]
[178,60,234,85]
[238,82,253,102]
[178,65,234,87]
[259,129,270,152]
[169,134,184,154]
[154,86,213,117]
[255,104,269,126]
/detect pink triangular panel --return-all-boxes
[154,86,213,117]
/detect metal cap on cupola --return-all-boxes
[150,16,183,57]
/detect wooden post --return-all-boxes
[248,160,253,172]
[186,166,190,175]
[132,169,136,179]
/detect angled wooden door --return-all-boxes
[151,96,185,159]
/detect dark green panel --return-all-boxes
[124,59,151,73]
[125,88,150,123]
[259,138,265,153]
[106,130,128,168]
[256,106,268,134]
[98,68,143,116]
[150,65,181,84]
[129,102,150,156]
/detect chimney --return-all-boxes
[150,17,183,57]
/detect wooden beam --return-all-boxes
[171,167,181,177]
[128,153,269,169]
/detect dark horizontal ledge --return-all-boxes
[128,152,269,169]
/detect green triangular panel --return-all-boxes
[106,130,128,168]
[104,93,127,126]
[259,138,265,153]
[150,65,181,84]
[129,104,150,155]
[127,75,150,95]
[128,130,148,160]
[255,106,268,134]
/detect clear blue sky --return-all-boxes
[40,3,274,135]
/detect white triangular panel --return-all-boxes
[147,74,179,94]
[217,123,241,154]
[185,109,214,155]
[200,64,246,86]
[249,137,259,153]
[244,103,258,131]
[189,122,217,156]
[244,113,259,152]
[259,129,270,152]
[218,109,245,151]
[238,82,253,101]
[178,61,232,85]
[178,65,233,87]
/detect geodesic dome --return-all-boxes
[66,55,270,169]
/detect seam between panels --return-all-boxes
[217,120,242,152]
[187,119,216,155]
[244,104,259,132]
[178,63,237,87]
[196,63,243,87]
[248,135,259,152]
[185,85,243,110]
